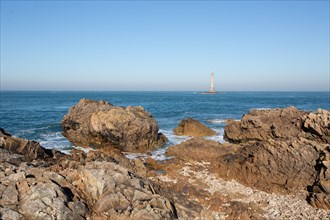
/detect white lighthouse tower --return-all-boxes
[209,72,215,93]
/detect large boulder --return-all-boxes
[61,99,167,153]
[224,106,330,144]
[217,139,322,193]
[173,118,216,137]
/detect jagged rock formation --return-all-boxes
[61,99,167,153]
[308,145,330,209]
[302,109,330,143]
[1,106,329,219]
[167,107,330,210]
[0,128,63,161]
[0,129,177,220]
[166,137,321,193]
[173,118,216,137]
[224,107,329,144]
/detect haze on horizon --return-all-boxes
[0,1,329,91]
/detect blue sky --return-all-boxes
[1,1,329,91]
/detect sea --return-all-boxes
[1,91,329,159]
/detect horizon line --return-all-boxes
[1,90,329,93]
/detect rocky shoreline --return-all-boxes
[1,99,329,219]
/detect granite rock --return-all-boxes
[173,118,216,137]
[61,99,167,153]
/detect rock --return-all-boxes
[0,207,23,220]
[309,193,330,210]
[307,146,330,209]
[222,107,330,209]
[173,118,216,137]
[167,107,330,210]
[19,180,84,220]
[302,109,330,143]
[0,149,86,220]
[167,107,330,209]
[166,138,237,162]
[166,137,322,193]
[61,99,167,152]
[217,139,322,193]
[65,161,177,219]
[224,106,305,143]
[0,128,63,161]
[132,158,147,177]
[224,107,330,144]
[0,130,178,220]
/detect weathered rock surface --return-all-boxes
[0,128,63,161]
[167,107,330,210]
[0,129,177,220]
[166,137,320,193]
[61,99,167,153]
[64,161,177,219]
[2,106,330,219]
[308,145,330,210]
[302,109,330,143]
[224,106,330,144]
[147,158,330,219]
[173,118,216,137]
[224,106,304,143]
[217,139,322,193]
[166,137,238,161]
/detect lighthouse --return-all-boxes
[209,72,215,93]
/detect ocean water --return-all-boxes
[1,91,329,159]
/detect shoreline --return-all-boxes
[1,104,330,219]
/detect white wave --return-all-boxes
[122,129,189,161]
[122,152,154,160]
[250,108,271,111]
[72,146,97,154]
[123,149,174,161]
[38,131,73,154]
[123,152,145,160]
[207,119,227,124]
[17,126,49,136]
[205,128,225,143]
[150,147,174,161]
[159,129,190,146]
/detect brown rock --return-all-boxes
[19,181,84,220]
[166,138,237,162]
[0,207,23,220]
[0,130,178,220]
[0,128,63,161]
[61,99,167,153]
[224,106,305,143]
[224,107,330,144]
[166,137,322,194]
[173,118,216,137]
[68,161,177,219]
[302,109,330,143]
[307,146,330,209]
[0,152,176,220]
[309,193,330,210]
[217,139,321,193]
